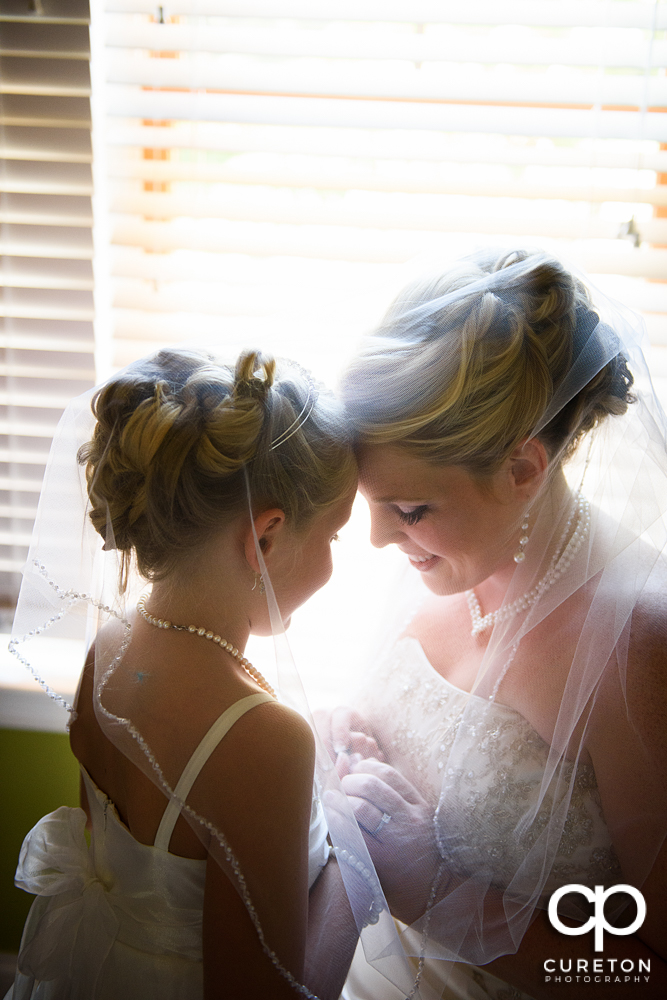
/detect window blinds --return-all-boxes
[0,0,95,607]
[98,0,667,395]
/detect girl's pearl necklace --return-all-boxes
[136,594,276,698]
[466,493,591,638]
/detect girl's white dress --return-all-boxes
[7,692,330,1000]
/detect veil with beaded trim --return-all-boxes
[8,349,423,1000]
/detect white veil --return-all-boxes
[9,348,421,998]
[334,249,667,987]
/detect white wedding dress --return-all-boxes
[6,692,330,1000]
[343,637,621,1000]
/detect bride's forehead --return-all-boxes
[357,445,474,498]
[358,444,418,483]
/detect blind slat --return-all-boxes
[0,305,94,322]
[111,219,667,276]
[0,193,94,227]
[1,224,93,258]
[108,165,663,205]
[0,257,93,290]
[0,56,91,97]
[108,122,667,173]
[109,197,667,245]
[0,504,39,519]
[103,22,666,71]
[0,94,91,127]
[0,334,94,353]
[1,287,93,313]
[0,0,89,23]
[105,89,667,141]
[0,477,44,492]
[0,391,81,408]
[0,125,92,162]
[102,1,667,31]
[0,530,33,546]
[0,364,94,381]
[104,55,667,109]
[0,22,90,58]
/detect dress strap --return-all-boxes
[154,691,274,852]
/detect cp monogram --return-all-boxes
[548,884,646,952]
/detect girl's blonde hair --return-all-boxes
[79,348,355,589]
[342,249,634,473]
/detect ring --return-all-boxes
[333,743,353,755]
[371,812,392,837]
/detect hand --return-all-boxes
[313,706,384,776]
[340,758,444,924]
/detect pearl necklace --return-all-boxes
[136,594,276,698]
[466,493,590,638]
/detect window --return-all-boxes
[2,0,667,611]
[0,0,94,610]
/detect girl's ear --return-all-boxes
[509,437,549,493]
[243,508,286,573]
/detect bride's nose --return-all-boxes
[369,507,403,549]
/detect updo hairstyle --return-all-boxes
[341,248,634,475]
[79,348,355,588]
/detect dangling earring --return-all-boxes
[252,571,265,595]
[513,512,530,563]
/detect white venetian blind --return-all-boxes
[0,0,96,609]
[99,1,667,385]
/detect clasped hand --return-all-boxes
[315,707,442,925]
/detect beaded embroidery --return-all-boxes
[360,637,621,896]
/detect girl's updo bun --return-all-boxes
[341,248,634,474]
[79,348,354,588]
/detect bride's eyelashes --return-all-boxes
[395,504,430,526]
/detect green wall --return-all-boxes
[0,729,79,952]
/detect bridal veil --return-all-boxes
[335,248,667,988]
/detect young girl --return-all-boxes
[8,348,360,1000]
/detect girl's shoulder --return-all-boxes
[199,696,315,788]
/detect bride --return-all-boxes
[322,249,667,998]
[7,348,361,999]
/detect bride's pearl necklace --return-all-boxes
[466,493,590,639]
[136,594,276,698]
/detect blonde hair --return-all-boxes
[79,348,355,588]
[342,249,634,473]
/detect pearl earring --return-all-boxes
[514,513,530,563]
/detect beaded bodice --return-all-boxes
[360,637,621,897]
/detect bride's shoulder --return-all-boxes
[594,571,667,742]
[591,518,667,674]
[628,577,667,680]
